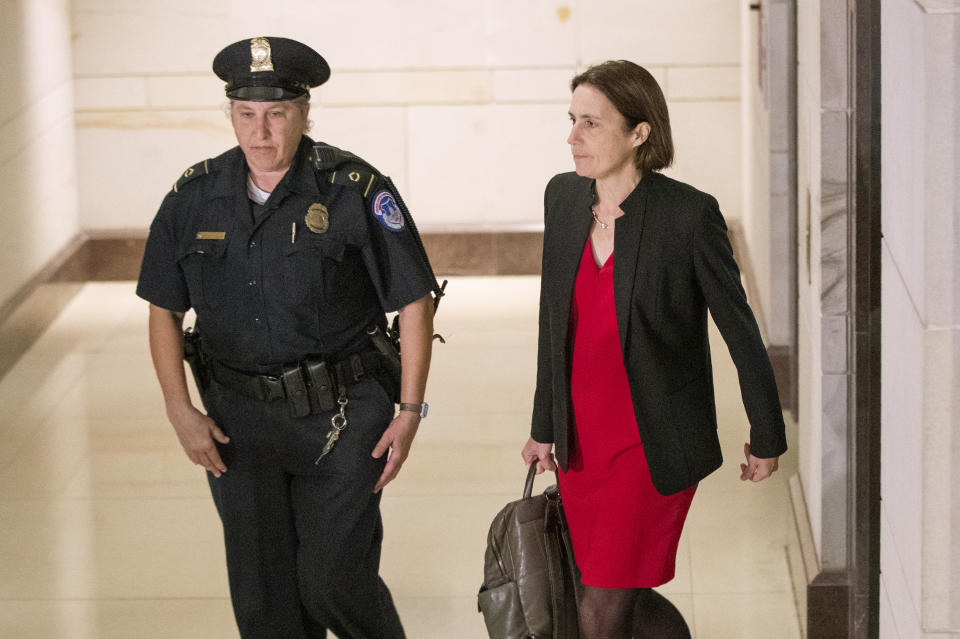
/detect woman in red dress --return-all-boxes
[522,61,786,638]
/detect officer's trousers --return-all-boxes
[203,376,405,639]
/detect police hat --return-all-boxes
[213,37,330,101]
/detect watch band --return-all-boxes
[399,402,428,419]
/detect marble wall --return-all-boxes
[795,0,824,559]
[880,2,960,636]
[0,0,80,309]
[816,0,852,575]
[740,0,796,346]
[70,0,743,232]
[795,0,859,579]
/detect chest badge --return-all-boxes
[305,203,330,234]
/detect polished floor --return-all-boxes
[0,277,801,638]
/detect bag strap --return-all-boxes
[556,495,583,607]
[523,460,560,499]
[542,503,565,639]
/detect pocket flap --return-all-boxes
[178,238,227,261]
[283,233,346,261]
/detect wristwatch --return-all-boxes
[399,402,429,419]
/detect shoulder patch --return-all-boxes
[171,159,212,193]
[370,189,405,232]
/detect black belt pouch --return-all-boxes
[282,364,312,418]
[304,359,337,412]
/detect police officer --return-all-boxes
[137,37,437,639]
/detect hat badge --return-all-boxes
[249,37,274,73]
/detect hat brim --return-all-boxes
[227,85,309,102]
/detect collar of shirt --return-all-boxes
[271,136,323,200]
[204,136,322,205]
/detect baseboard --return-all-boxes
[807,571,850,637]
[2,224,787,381]
[12,222,780,292]
[421,231,543,275]
[0,229,545,380]
[788,474,850,637]
[0,233,89,381]
[47,229,546,281]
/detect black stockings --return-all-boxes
[633,588,692,639]
[579,585,636,638]
[578,585,691,639]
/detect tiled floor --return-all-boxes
[0,278,802,638]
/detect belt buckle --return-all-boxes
[260,374,284,401]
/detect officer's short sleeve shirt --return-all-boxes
[136,137,435,368]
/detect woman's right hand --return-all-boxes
[521,437,557,474]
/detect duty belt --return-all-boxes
[208,351,385,418]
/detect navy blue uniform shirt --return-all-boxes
[137,136,434,369]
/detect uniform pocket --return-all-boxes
[282,233,346,303]
[177,239,228,310]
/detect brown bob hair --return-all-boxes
[571,60,674,173]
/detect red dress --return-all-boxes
[558,241,697,588]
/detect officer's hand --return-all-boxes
[371,411,420,492]
[167,403,230,477]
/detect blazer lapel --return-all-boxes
[554,180,594,349]
[613,177,650,354]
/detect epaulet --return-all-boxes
[171,159,214,193]
[309,143,382,199]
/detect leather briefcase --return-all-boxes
[478,462,581,639]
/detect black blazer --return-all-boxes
[531,171,787,496]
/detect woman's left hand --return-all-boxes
[739,442,779,482]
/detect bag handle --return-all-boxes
[523,460,560,499]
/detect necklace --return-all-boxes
[591,207,609,230]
